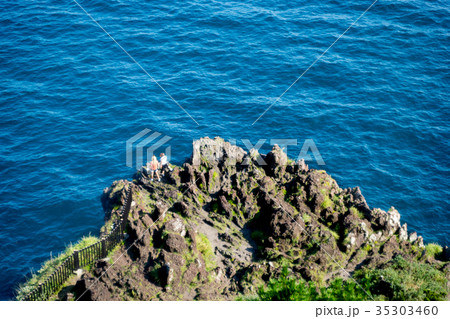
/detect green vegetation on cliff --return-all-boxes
[250,256,448,301]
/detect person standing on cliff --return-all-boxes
[148,156,160,182]
[159,152,173,176]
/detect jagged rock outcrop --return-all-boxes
[64,137,448,300]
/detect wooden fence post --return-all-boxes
[101,239,107,258]
[37,283,42,301]
[73,250,80,270]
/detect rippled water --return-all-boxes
[0,0,448,300]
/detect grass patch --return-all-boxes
[332,194,341,206]
[16,235,98,300]
[320,197,333,210]
[328,229,339,241]
[198,193,205,204]
[425,243,443,259]
[354,255,448,301]
[350,206,364,219]
[227,198,236,207]
[255,266,373,301]
[196,233,215,272]
[302,213,311,224]
[236,295,260,301]
[248,256,449,301]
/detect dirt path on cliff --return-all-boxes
[196,209,256,267]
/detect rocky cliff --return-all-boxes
[69,137,449,300]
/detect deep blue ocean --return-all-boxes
[0,0,449,300]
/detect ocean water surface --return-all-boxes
[0,0,449,300]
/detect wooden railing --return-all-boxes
[21,189,132,301]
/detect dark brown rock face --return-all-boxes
[67,137,447,301]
